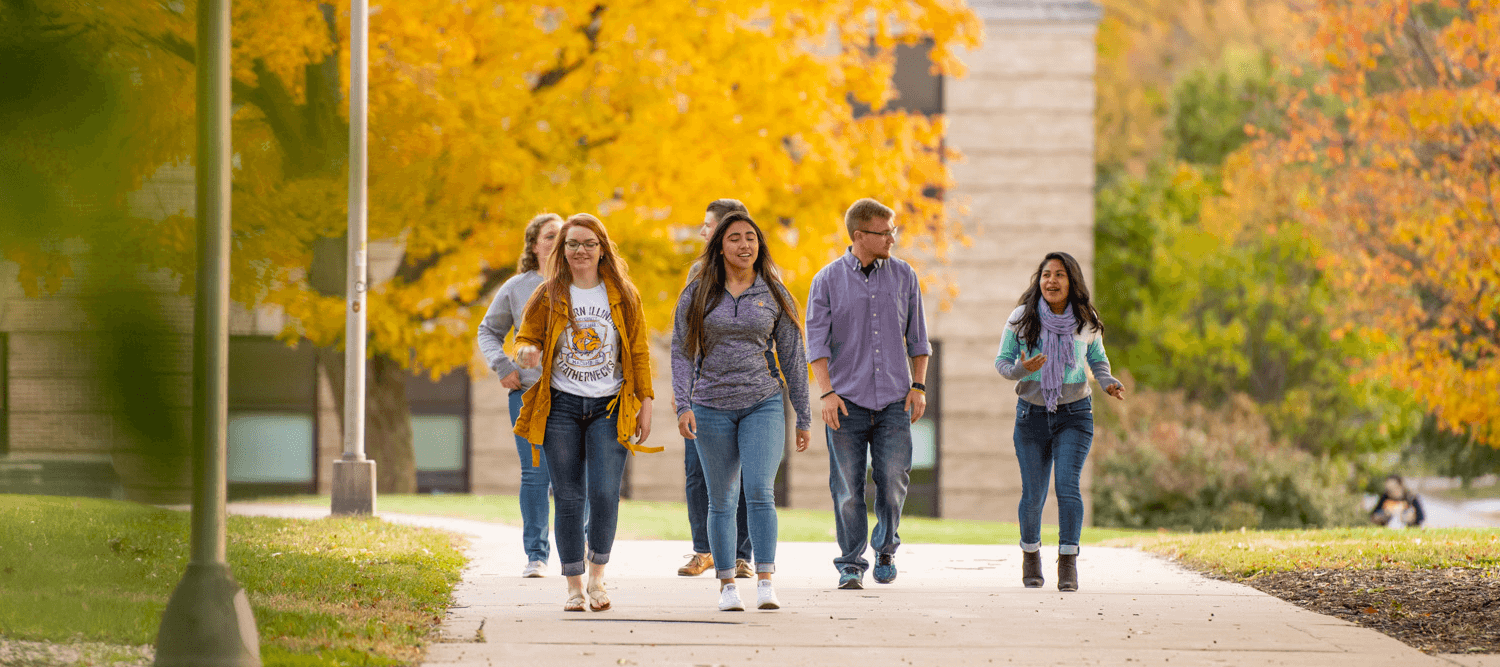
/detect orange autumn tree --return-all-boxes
[20,1,981,490]
[1271,0,1500,447]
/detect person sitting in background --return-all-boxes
[1371,474,1426,528]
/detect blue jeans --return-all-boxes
[826,400,912,574]
[685,435,752,560]
[1013,396,1094,555]
[509,389,551,563]
[692,392,784,579]
[542,390,627,577]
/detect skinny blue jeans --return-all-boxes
[691,392,784,579]
[542,390,626,577]
[684,436,753,560]
[826,400,912,574]
[1013,396,1094,555]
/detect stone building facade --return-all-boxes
[1,1,1101,526]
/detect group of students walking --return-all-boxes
[478,198,1125,612]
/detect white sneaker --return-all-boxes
[521,560,545,578]
[718,584,745,611]
[756,580,780,610]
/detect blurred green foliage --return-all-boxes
[1,0,190,497]
[1095,54,1420,459]
[1091,387,1365,532]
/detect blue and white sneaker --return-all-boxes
[873,554,897,584]
[837,567,863,590]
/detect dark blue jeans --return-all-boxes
[693,392,784,579]
[1013,396,1094,555]
[542,390,627,576]
[826,400,912,574]
[684,435,752,560]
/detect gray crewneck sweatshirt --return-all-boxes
[477,271,545,389]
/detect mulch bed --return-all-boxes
[1232,567,1500,654]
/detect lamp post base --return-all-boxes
[155,563,260,667]
[331,459,377,515]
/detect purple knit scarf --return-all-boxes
[1039,301,1078,412]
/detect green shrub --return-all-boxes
[1091,381,1364,531]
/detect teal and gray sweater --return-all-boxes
[994,305,1121,408]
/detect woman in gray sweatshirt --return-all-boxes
[672,211,811,612]
[478,213,562,578]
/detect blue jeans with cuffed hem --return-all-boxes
[826,400,912,574]
[1014,396,1094,555]
[685,435,753,560]
[692,392,784,579]
[509,389,552,564]
[542,390,627,577]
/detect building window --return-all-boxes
[227,336,317,497]
[407,369,469,493]
[850,39,944,118]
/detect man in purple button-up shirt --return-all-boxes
[805,198,930,590]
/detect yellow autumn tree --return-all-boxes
[1263,0,1500,447]
[13,0,981,490]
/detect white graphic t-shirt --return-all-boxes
[549,283,624,398]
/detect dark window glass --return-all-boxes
[851,40,943,118]
[408,369,470,493]
[227,336,317,497]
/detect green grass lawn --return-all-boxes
[1108,527,1500,578]
[0,495,465,666]
[250,493,1143,545]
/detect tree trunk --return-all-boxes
[317,346,418,493]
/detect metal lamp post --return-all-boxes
[330,0,377,515]
[153,0,262,663]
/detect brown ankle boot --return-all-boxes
[1022,550,1044,588]
[1057,553,1078,592]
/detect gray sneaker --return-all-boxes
[521,560,546,578]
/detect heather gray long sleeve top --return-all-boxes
[671,275,812,431]
[476,270,545,389]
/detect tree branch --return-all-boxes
[530,4,605,93]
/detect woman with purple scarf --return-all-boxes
[994,251,1125,591]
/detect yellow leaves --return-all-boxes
[4,246,73,299]
[1262,0,1500,448]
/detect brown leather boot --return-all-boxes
[1057,553,1078,592]
[677,553,713,576]
[1022,550,1044,588]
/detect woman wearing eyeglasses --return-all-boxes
[513,213,658,612]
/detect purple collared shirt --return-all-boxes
[805,249,931,411]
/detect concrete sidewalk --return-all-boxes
[230,503,1494,667]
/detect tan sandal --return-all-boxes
[564,592,586,612]
[587,583,611,611]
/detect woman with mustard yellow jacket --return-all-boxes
[515,213,659,612]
